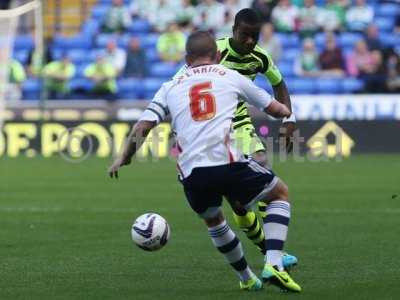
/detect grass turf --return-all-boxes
[0,154,399,299]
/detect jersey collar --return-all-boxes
[228,38,251,58]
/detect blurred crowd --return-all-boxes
[6,0,400,100]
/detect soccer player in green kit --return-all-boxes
[175,8,298,269]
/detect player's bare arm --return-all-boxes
[108,120,156,179]
[273,80,296,153]
[265,99,291,119]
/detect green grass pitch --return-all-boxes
[0,154,399,300]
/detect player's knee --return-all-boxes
[230,201,248,216]
[204,211,225,227]
[252,151,267,167]
[267,180,290,202]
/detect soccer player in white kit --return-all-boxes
[108,31,301,293]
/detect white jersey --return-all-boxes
[139,64,272,178]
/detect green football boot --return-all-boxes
[261,264,301,292]
[239,276,263,291]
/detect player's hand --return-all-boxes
[279,122,296,153]
[108,156,131,179]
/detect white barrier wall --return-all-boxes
[291,95,400,121]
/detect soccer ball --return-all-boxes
[131,213,170,251]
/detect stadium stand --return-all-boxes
[11,0,400,100]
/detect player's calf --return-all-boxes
[205,211,262,290]
[231,201,266,254]
[260,180,290,271]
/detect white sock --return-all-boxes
[208,221,255,281]
[262,200,291,271]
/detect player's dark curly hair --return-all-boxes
[233,8,261,29]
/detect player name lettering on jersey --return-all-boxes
[176,66,226,84]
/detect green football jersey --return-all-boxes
[216,37,283,129]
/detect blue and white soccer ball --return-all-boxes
[131,213,170,251]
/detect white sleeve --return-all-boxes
[139,84,169,124]
[233,72,273,111]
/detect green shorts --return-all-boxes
[234,124,266,156]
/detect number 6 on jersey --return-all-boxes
[189,81,216,121]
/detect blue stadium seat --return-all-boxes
[380,32,400,47]
[67,49,90,64]
[284,48,300,60]
[96,33,115,47]
[339,33,363,47]
[81,19,100,36]
[13,50,29,64]
[341,78,364,93]
[147,48,160,63]
[75,64,90,78]
[22,78,41,100]
[149,62,179,78]
[87,49,105,61]
[377,3,400,18]
[53,34,92,50]
[375,17,394,32]
[276,33,299,48]
[286,78,316,94]
[143,78,166,98]
[316,78,341,94]
[91,5,109,21]
[69,78,93,91]
[141,34,160,48]
[129,19,151,33]
[118,78,144,99]
[342,46,353,57]
[14,35,34,51]
[277,62,295,77]
[314,33,326,48]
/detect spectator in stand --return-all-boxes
[320,0,348,32]
[42,55,76,99]
[346,39,373,76]
[347,40,386,92]
[259,23,282,62]
[365,24,383,52]
[194,0,226,31]
[216,10,235,39]
[27,37,53,77]
[7,59,26,101]
[130,0,158,20]
[102,0,132,33]
[294,38,321,76]
[298,0,321,38]
[124,37,147,78]
[157,22,186,63]
[345,0,373,32]
[319,32,345,77]
[148,0,177,32]
[176,0,196,29]
[225,0,252,17]
[251,0,277,22]
[103,40,127,75]
[271,0,299,33]
[84,55,118,99]
[386,49,400,92]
